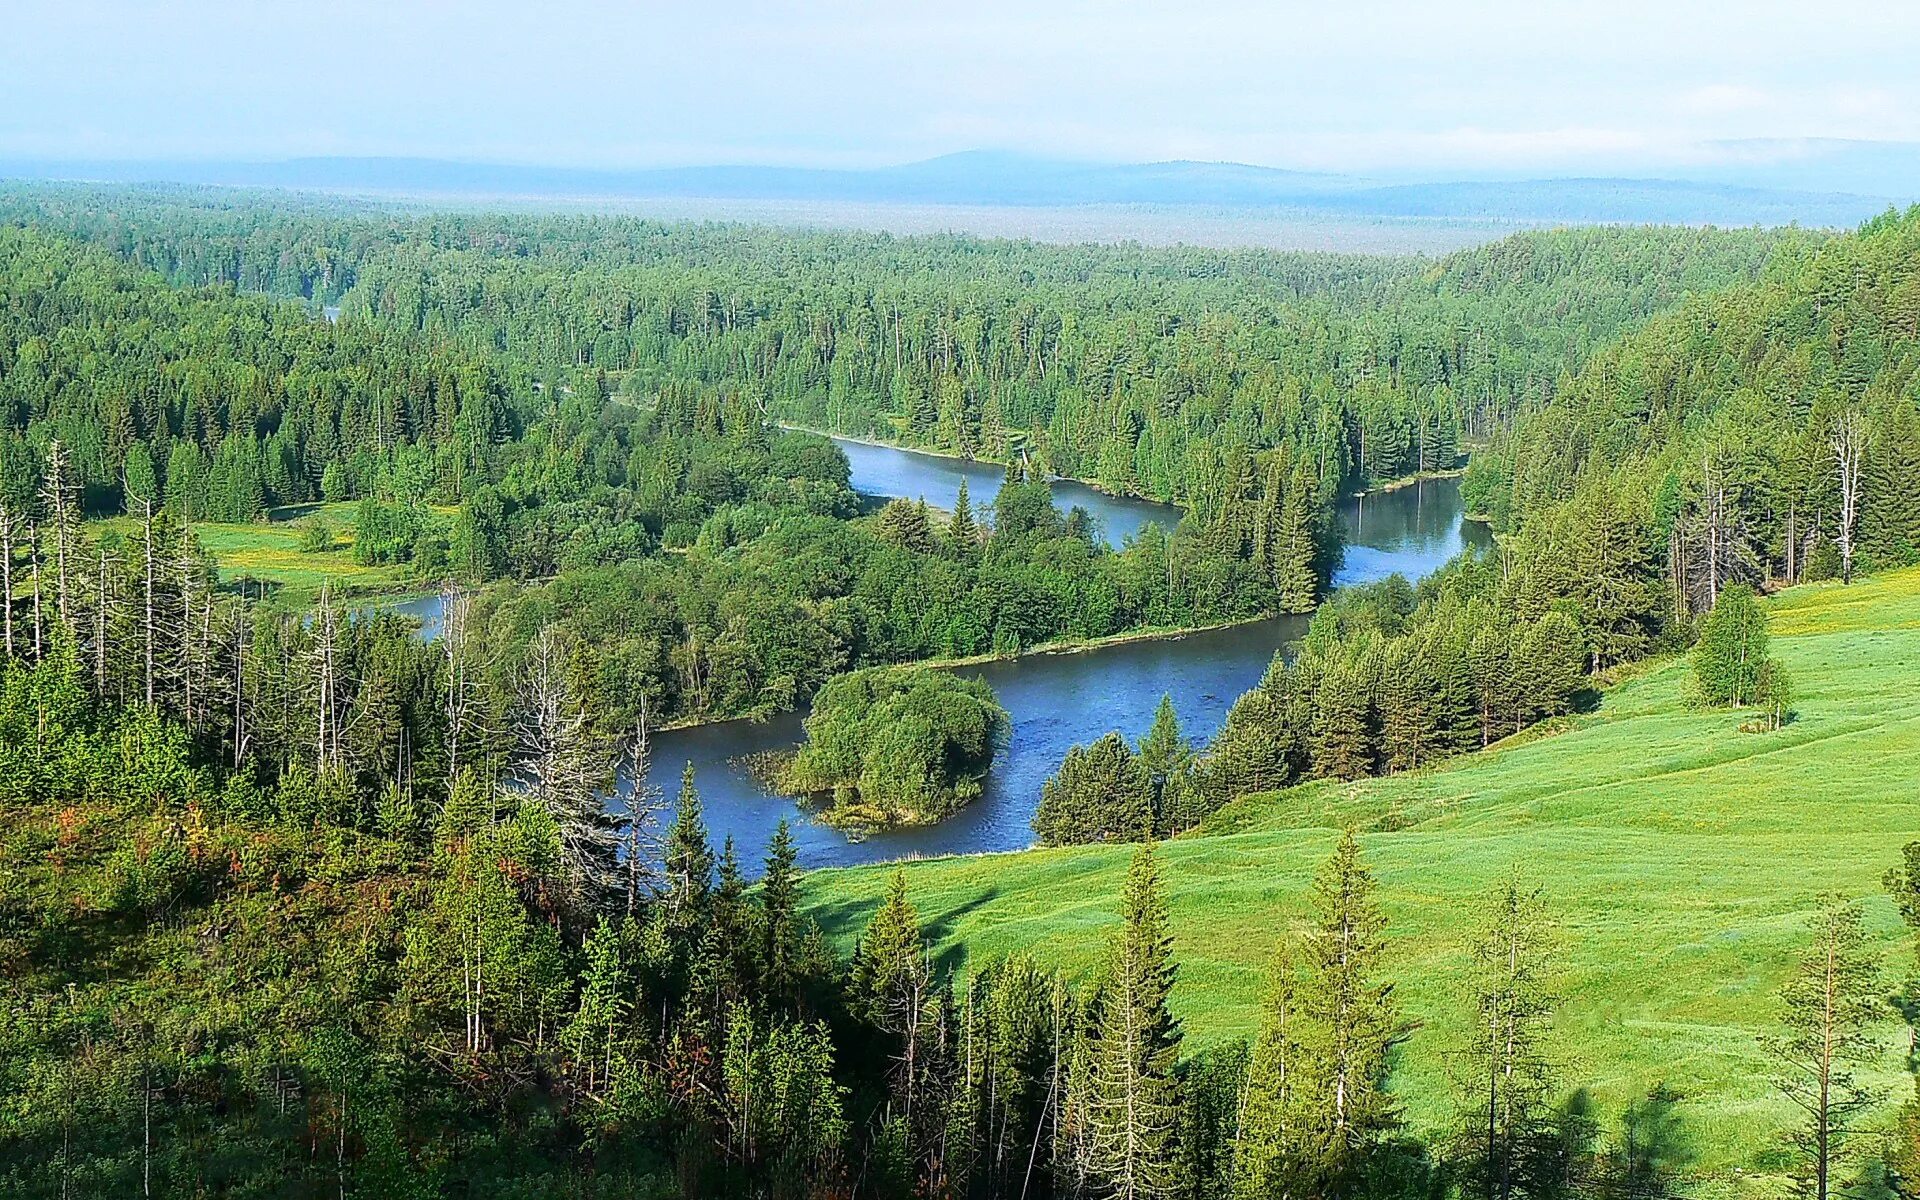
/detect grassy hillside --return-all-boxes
[799,566,1920,1183]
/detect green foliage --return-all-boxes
[784,666,1007,827]
[1691,584,1771,707]
[297,518,337,553]
[1033,731,1155,846]
[1764,898,1886,1200]
[1080,843,1184,1200]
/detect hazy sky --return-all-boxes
[8,1,1920,173]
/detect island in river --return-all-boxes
[380,436,1484,870]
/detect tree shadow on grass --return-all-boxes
[806,881,1001,978]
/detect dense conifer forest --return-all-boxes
[4,184,1920,1197]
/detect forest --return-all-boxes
[3,182,1920,1197]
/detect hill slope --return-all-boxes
[799,567,1920,1178]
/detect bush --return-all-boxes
[298,520,337,553]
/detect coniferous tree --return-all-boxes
[1295,831,1403,1194]
[1451,882,1561,1200]
[1236,930,1308,1200]
[947,479,980,560]
[760,818,804,1003]
[1764,897,1884,1200]
[1034,732,1155,846]
[854,870,937,1144]
[1082,842,1183,1200]
[663,762,715,940]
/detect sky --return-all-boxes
[7,0,1920,176]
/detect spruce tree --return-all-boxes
[760,818,803,1000]
[1236,931,1307,1200]
[663,762,715,937]
[1296,830,1403,1193]
[947,478,980,560]
[1085,842,1183,1200]
[1311,662,1375,781]
[853,870,935,1135]
[1451,882,1560,1200]
[1137,694,1192,800]
[1034,732,1154,846]
[1765,897,1885,1200]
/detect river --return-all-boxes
[640,444,1481,870]
[832,436,1177,547]
[380,439,1482,870]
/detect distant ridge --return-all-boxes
[0,150,1902,227]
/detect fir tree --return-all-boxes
[760,818,804,1002]
[1765,897,1885,1200]
[853,870,936,1134]
[1084,842,1183,1200]
[1295,830,1403,1194]
[1034,732,1154,847]
[663,762,715,937]
[947,478,980,560]
[1137,694,1192,804]
[1236,931,1307,1200]
[1451,882,1561,1200]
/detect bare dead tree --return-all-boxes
[1831,410,1865,585]
[0,496,15,658]
[515,625,618,909]
[312,582,343,775]
[40,439,77,635]
[622,691,667,917]
[441,584,488,792]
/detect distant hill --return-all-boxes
[0,150,1900,227]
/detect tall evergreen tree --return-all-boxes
[662,762,715,937]
[1451,882,1561,1200]
[1083,842,1183,1200]
[1765,897,1885,1200]
[947,478,980,560]
[760,818,804,1002]
[1296,830,1403,1194]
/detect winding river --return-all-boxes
[642,441,1482,870]
[383,438,1483,870]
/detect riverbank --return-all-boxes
[1354,466,1467,495]
[780,421,1183,507]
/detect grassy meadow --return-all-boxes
[84,503,413,607]
[799,567,1920,1186]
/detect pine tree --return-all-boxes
[948,478,980,560]
[1295,830,1403,1194]
[1451,882,1560,1200]
[1765,897,1885,1200]
[1084,842,1183,1200]
[663,761,715,937]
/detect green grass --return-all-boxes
[799,567,1920,1187]
[88,503,411,607]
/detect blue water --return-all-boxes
[376,443,1482,871]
